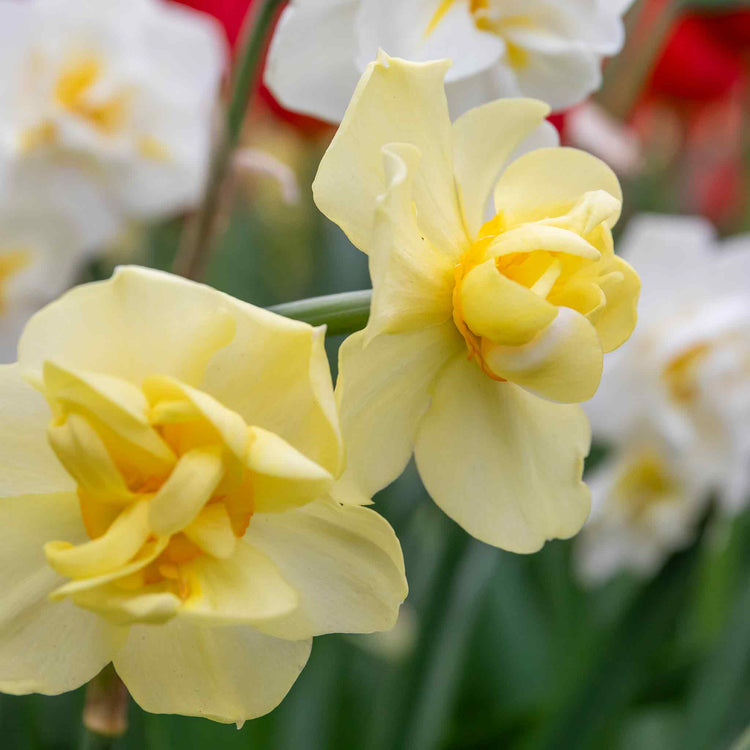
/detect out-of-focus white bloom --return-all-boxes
[0,0,226,229]
[265,0,635,122]
[0,167,116,363]
[580,215,750,582]
[575,431,711,583]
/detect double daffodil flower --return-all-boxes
[315,54,640,552]
[0,267,406,723]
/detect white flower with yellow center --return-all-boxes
[0,0,226,236]
[574,432,711,583]
[265,0,634,123]
[0,267,406,723]
[314,55,639,553]
[586,215,750,519]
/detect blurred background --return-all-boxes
[1,0,749,748]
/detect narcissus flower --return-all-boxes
[314,55,639,553]
[0,0,226,241]
[265,0,635,123]
[587,215,750,516]
[574,431,710,583]
[0,267,406,723]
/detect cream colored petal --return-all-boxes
[143,376,249,461]
[47,414,133,504]
[148,448,224,535]
[19,267,236,388]
[46,499,151,578]
[414,355,591,553]
[184,503,236,559]
[481,307,603,403]
[366,143,455,341]
[313,54,467,258]
[114,620,311,723]
[452,98,550,237]
[248,427,333,514]
[179,540,298,626]
[0,364,73,497]
[587,255,640,353]
[493,147,622,227]
[0,492,121,694]
[246,499,407,640]
[201,313,342,478]
[460,259,557,346]
[333,323,461,505]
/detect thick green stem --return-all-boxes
[174,0,287,280]
[269,290,372,335]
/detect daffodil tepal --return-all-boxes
[314,55,640,553]
[0,267,407,723]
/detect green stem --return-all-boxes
[174,0,287,280]
[268,290,372,335]
[596,0,685,121]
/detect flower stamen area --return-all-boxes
[39,361,255,624]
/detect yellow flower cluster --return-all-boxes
[0,55,639,723]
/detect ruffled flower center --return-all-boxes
[39,361,255,623]
[452,190,621,380]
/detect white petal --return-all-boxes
[264,0,362,124]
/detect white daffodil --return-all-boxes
[0,0,226,236]
[265,0,635,122]
[574,431,711,583]
[585,215,750,565]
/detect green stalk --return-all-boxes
[79,665,128,750]
[174,0,287,280]
[269,290,372,335]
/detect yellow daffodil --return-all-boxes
[314,54,640,553]
[0,266,407,723]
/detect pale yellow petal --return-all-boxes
[19,266,236,388]
[333,324,461,505]
[114,620,311,723]
[587,255,640,353]
[493,147,622,227]
[45,499,151,578]
[184,503,236,559]
[248,427,333,513]
[414,356,591,553]
[142,376,249,461]
[0,492,121,694]
[0,364,74,497]
[148,448,224,536]
[452,98,550,237]
[459,259,558,346]
[366,143,455,341]
[179,540,298,626]
[313,54,467,257]
[201,316,342,478]
[246,499,407,640]
[481,307,603,403]
[47,414,133,504]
